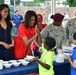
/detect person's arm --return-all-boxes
[34,39,40,48]
[0,41,10,49]
[66,55,76,68]
[37,25,49,47]
[69,59,76,68]
[31,52,53,70]
[22,35,37,46]
[63,14,69,21]
[31,58,50,70]
[37,33,42,47]
[9,29,14,47]
[35,25,42,47]
[22,28,38,46]
[9,38,14,47]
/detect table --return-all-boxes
[54,59,70,75]
[0,59,70,75]
[0,62,38,75]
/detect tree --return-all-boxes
[35,0,44,2]
[10,0,20,6]
[0,0,4,4]
[66,0,76,7]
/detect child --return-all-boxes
[0,4,14,61]
[66,32,76,75]
[31,37,57,75]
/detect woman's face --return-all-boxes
[15,11,19,16]
[53,22,62,27]
[0,7,9,19]
[37,21,42,30]
[29,16,36,27]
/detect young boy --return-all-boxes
[31,37,57,75]
[66,32,76,75]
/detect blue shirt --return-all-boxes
[71,47,76,75]
[12,14,23,28]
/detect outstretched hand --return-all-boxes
[30,58,38,62]
[65,55,71,60]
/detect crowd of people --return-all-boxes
[0,3,76,75]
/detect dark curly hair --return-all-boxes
[44,37,57,54]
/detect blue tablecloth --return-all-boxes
[54,59,70,75]
[0,59,70,75]
[0,62,38,75]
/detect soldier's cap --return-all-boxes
[14,10,18,13]
[73,32,76,40]
[37,13,43,21]
[51,13,64,22]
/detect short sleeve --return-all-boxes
[18,24,27,38]
[42,24,47,29]
[20,15,23,20]
[40,26,49,39]
[46,52,54,66]
[72,49,76,60]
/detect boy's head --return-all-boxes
[73,32,76,45]
[43,37,56,50]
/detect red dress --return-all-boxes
[14,23,35,59]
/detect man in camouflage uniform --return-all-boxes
[41,13,67,49]
[66,18,76,45]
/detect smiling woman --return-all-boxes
[13,10,40,59]
[0,4,14,61]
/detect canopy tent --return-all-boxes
[51,0,56,14]
[13,0,63,15]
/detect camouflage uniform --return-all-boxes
[41,23,67,49]
[66,18,76,45]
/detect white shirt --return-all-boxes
[48,13,53,24]
[62,13,69,28]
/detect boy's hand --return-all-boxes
[65,55,71,60]
[30,58,38,62]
